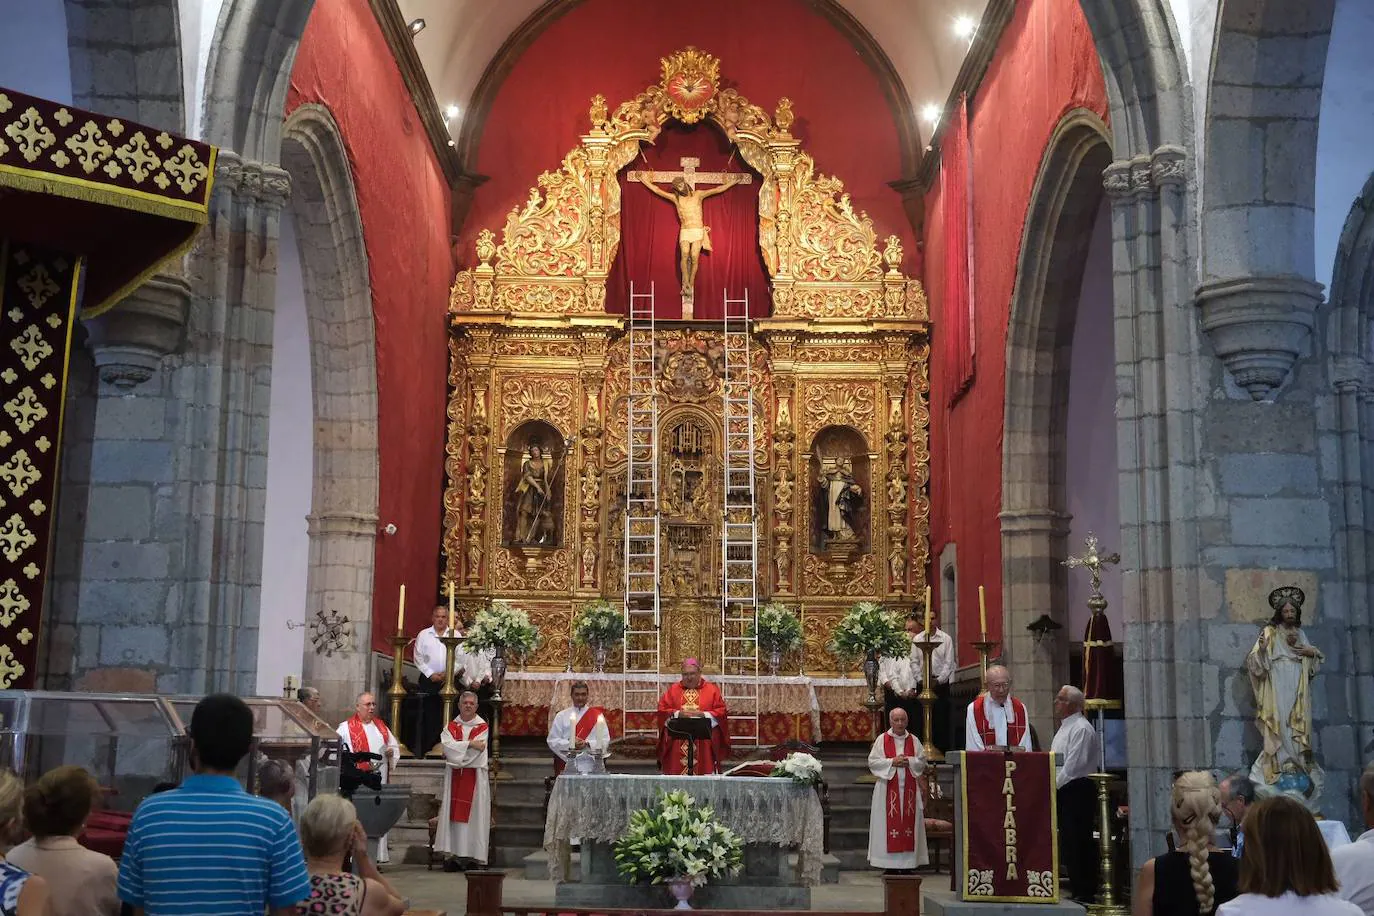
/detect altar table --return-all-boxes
[543,773,825,886]
[501,672,874,744]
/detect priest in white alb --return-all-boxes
[436,690,490,871]
[965,664,1033,751]
[336,691,401,862]
[867,707,928,874]
[546,680,610,776]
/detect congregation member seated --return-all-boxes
[257,759,297,819]
[0,769,49,916]
[1216,796,1363,916]
[1332,761,1374,915]
[296,794,405,916]
[1133,771,1238,916]
[8,765,118,916]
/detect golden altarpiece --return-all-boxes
[443,50,931,677]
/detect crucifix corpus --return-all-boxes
[629,156,752,319]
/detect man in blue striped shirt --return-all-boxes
[118,694,311,915]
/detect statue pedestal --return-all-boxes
[682,289,695,320]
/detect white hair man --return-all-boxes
[336,691,401,862]
[436,690,490,871]
[866,707,927,874]
[964,665,1032,751]
[1332,761,1374,914]
[1051,685,1099,903]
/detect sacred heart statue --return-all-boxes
[659,47,720,124]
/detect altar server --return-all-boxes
[436,690,490,871]
[547,681,611,776]
[656,657,730,775]
[867,707,928,873]
[965,665,1033,751]
[336,692,401,862]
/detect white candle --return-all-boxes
[448,580,456,632]
[978,585,987,636]
[398,584,406,633]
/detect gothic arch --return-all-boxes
[63,0,185,132]
[280,104,380,714]
[1001,108,1112,740]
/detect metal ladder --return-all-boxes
[720,290,759,746]
[623,281,662,739]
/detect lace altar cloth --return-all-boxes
[543,773,825,885]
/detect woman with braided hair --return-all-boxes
[1133,771,1239,916]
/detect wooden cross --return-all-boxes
[627,156,753,189]
[1063,532,1120,595]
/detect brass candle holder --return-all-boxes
[1086,772,1129,915]
[972,638,999,690]
[490,695,512,782]
[429,633,463,756]
[387,633,413,758]
[915,634,944,762]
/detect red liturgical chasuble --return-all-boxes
[656,680,730,774]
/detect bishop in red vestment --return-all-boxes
[656,658,730,775]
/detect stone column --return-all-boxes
[301,511,377,718]
[998,507,1070,741]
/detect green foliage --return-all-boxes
[827,601,908,661]
[613,789,744,888]
[462,600,541,656]
[572,599,627,647]
[747,602,804,654]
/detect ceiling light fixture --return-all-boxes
[920,103,942,125]
[445,104,461,121]
[953,15,977,40]
[408,18,426,37]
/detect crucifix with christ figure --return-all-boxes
[629,156,752,319]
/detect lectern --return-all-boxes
[665,715,714,774]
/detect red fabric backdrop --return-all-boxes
[459,0,916,280]
[605,122,770,319]
[287,0,453,652]
[940,96,974,402]
[923,0,1108,663]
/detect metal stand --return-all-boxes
[387,634,413,758]
[915,635,944,762]
[427,634,462,757]
[490,695,512,781]
[1086,772,1129,916]
[972,639,999,690]
[857,694,883,785]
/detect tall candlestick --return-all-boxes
[397,584,406,633]
[978,585,987,636]
[924,585,933,635]
[448,580,456,631]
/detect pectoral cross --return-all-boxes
[1062,532,1121,595]
[629,156,752,319]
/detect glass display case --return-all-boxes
[0,692,340,812]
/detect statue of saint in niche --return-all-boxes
[513,441,558,546]
[816,451,863,548]
[1245,585,1325,807]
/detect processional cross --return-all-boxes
[1063,532,1120,597]
[628,156,752,319]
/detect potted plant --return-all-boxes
[771,751,823,786]
[614,789,744,910]
[572,599,627,673]
[827,601,908,706]
[748,602,804,675]
[463,600,541,700]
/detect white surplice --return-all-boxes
[546,704,611,764]
[867,729,928,870]
[336,718,401,862]
[436,715,490,863]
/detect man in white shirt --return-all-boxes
[546,681,611,776]
[964,665,1033,751]
[1333,761,1374,915]
[336,692,401,862]
[913,607,956,751]
[1051,685,1100,903]
[413,605,453,756]
[880,616,922,732]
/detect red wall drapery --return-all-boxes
[606,122,770,319]
[940,96,974,402]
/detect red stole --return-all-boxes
[553,706,606,777]
[884,732,918,854]
[345,716,392,772]
[447,719,488,823]
[972,695,1027,748]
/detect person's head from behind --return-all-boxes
[1219,771,1255,826]
[986,665,1012,704]
[24,765,99,839]
[1171,771,1223,913]
[1239,795,1338,898]
[1360,761,1374,829]
[257,760,294,812]
[190,693,254,773]
[299,794,360,864]
[0,769,25,846]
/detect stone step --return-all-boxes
[492,822,545,851]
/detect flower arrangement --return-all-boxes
[572,599,628,647]
[771,751,823,786]
[462,600,541,658]
[748,602,803,654]
[827,601,908,662]
[614,789,744,888]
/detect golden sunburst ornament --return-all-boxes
[659,47,720,124]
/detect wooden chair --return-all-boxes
[921,774,954,872]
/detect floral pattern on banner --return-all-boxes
[959,751,1060,903]
[0,242,80,688]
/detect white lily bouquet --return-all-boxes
[614,789,744,888]
[462,600,541,657]
[771,751,823,786]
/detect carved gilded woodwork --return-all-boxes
[801,380,879,444]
